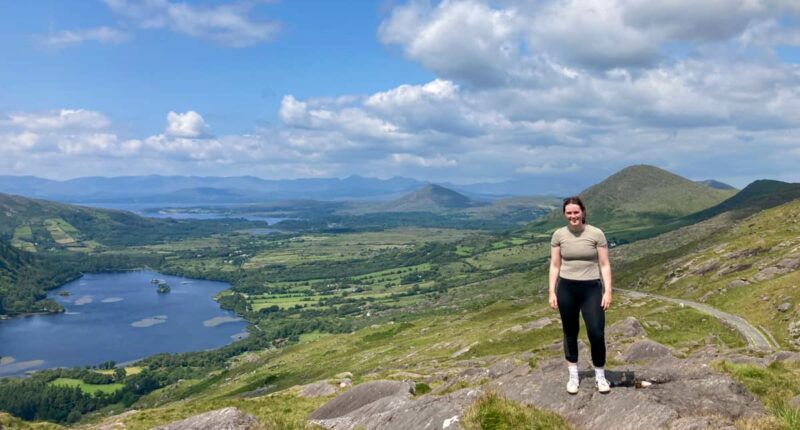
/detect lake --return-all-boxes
[0,270,249,377]
[80,202,290,224]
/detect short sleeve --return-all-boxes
[550,229,561,247]
[595,228,608,247]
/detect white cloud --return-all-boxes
[36,26,129,49]
[165,111,211,138]
[390,153,458,167]
[103,0,280,47]
[5,109,111,131]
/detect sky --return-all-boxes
[2,0,800,190]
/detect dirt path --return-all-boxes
[620,289,776,351]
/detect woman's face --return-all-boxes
[563,203,583,228]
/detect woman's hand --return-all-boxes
[601,292,612,310]
[549,292,558,309]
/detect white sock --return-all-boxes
[595,367,605,380]
[568,364,578,380]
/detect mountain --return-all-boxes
[696,179,736,190]
[0,175,429,204]
[684,179,800,223]
[378,184,476,212]
[527,165,737,236]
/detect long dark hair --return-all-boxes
[562,196,587,224]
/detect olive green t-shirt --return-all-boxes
[550,224,607,281]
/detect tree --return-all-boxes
[113,367,126,381]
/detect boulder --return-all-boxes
[788,395,800,410]
[726,279,749,289]
[622,340,673,363]
[153,407,260,430]
[776,256,800,270]
[309,380,413,422]
[299,381,338,398]
[309,380,480,430]
[753,267,787,281]
[778,303,792,313]
[608,317,647,339]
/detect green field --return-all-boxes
[49,378,124,395]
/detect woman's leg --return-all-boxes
[556,278,581,364]
[580,281,606,368]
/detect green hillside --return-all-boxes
[0,192,262,250]
[527,165,737,239]
[617,197,800,348]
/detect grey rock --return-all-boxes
[153,407,260,430]
[778,302,792,312]
[768,351,800,364]
[299,381,338,398]
[608,317,646,339]
[692,260,720,275]
[488,359,516,378]
[726,279,750,289]
[669,416,724,430]
[525,317,552,330]
[509,324,524,333]
[622,340,673,363]
[450,342,477,359]
[776,256,800,270]
[788,395,800,409]
[753,266,788,281]
[309,380,413,421]
[716,264,752,277]
[488,355,764,430]
[310,383,480,430]
[699,291,715,303]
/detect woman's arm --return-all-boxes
[597,245,612,310]
[549,246,561,309]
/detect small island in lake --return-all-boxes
[151,280,171,294]
[59,291,71,297]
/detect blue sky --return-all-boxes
[2,0,800,192]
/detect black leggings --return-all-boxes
[556,277,606,367]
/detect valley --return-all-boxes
[1,165,799,429]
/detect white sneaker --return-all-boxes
[596,376,611,393]
[566,377,579,394]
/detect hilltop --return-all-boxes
[528,165,737,238]
[379,184,476,213]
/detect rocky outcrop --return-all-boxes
[308,380,480,430]
[310,342,766,430]
[621,339,674,362]
[490,354,764,430]
[153,407,260,430]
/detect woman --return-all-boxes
[548,196,612,394]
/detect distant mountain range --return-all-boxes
[0,172,735,204]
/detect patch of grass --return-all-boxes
[716,361,800,430]
[49,378,124,395]
[415,382,431,396]
[461,391,573,430]
[361,322,415,343]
